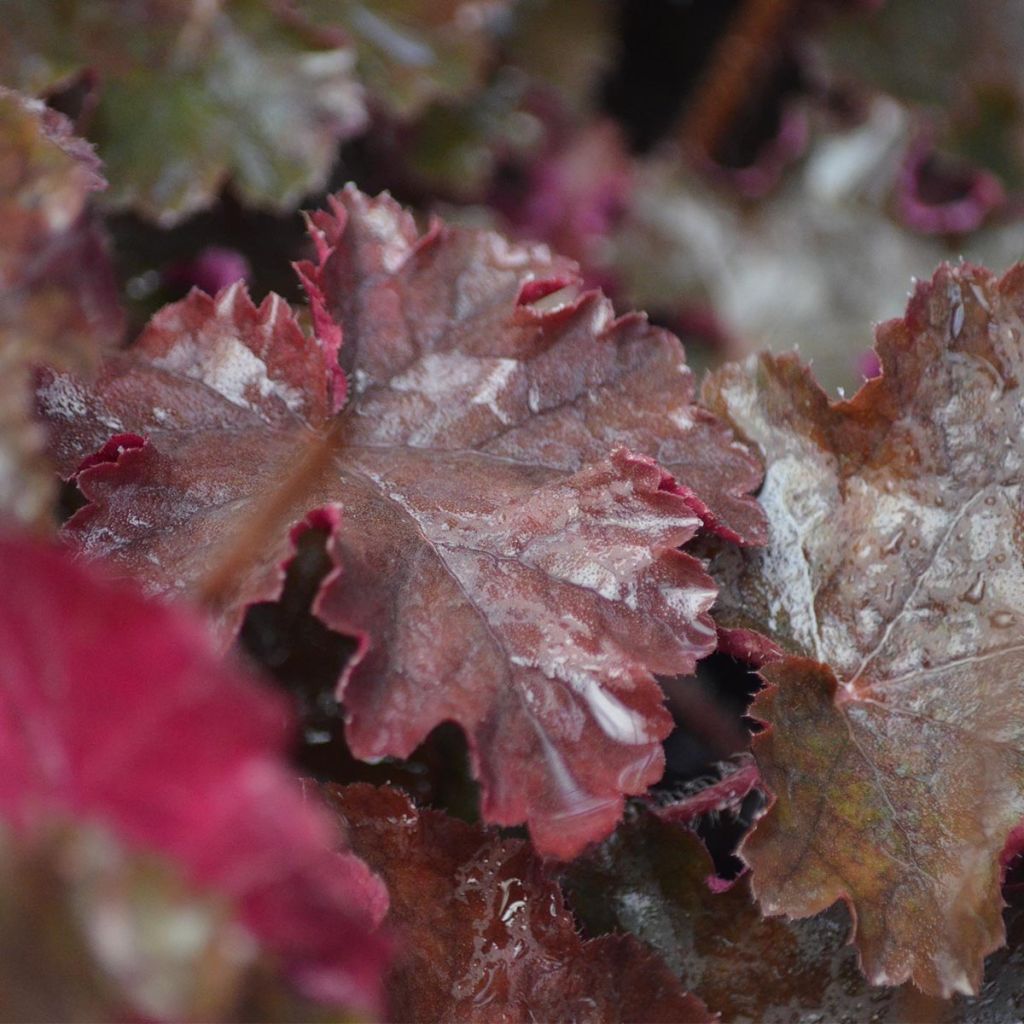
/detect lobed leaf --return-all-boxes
[38,186,765,857]
[704,261,1024,995]
[299,187,766,546]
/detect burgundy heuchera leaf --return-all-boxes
[0,535,389,1016]
[703,261,1024,996]
[326,783,712,1023]
[298,187,765,547]
[37,186,765,858]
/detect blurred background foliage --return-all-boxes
[7,0,1024,395]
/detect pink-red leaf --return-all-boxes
[38,186,765,857]
[300,187,765,547]
[0,535,389,1015]
[326,783,712,1023]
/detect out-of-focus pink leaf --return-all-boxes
[0,535,389,1016]
[895,137,1005,235]
[163,246,251,297]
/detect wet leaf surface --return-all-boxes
[38,186,764,857]
[238,522,481,819]
[702,261,1024,995]
[301,187,766,546]
[326,783,711,1023]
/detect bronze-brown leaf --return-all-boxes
[703,261,1024,996]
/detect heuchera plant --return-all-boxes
[7,3,1024,1016]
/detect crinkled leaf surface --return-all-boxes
[38,186,764,857]
[703,261,1024,996]
[565,803,1024,1023]
[0,535,389,1015]
[289,0,507,118]
[326,783,711,1023]
[0,87,121,524]
[301,187,765,546]
[0,0,367,225]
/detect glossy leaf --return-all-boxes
[300,187,765,546]
[0,535,389,1016]
[703,261,1024,996]
[38,186,765,857]
[326,783,711,1023]
[0,87,121,524]
[0,0,367,225]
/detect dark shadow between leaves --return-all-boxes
[237,524,480,823]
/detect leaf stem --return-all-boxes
[197,418,343,611]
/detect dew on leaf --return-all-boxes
[881,530,904,555]
[962,574,987,604]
